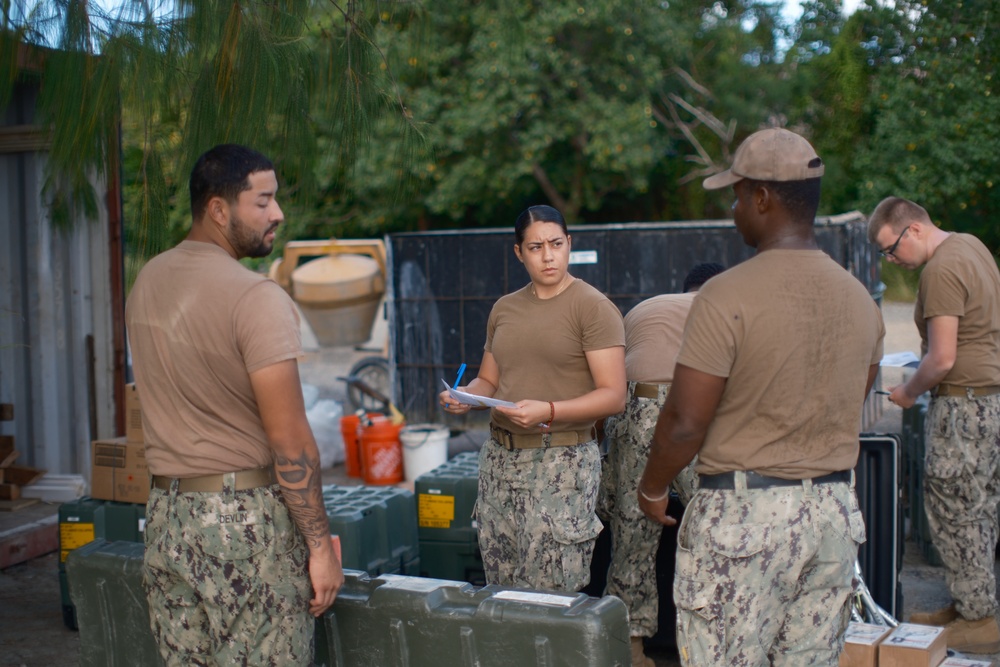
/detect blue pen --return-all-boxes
[454,363,467,388]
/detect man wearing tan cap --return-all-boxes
[638,128,884,665]
[868,196,1000,654]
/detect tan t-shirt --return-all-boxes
[624,292,696,383]
[485,279,625,435]
[125,241,302,477]
[915,233,1000,387]
[678,249,885,478]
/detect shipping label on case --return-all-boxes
[418,493,455,528]
[59,522,95,562]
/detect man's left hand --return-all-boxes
[638,487,677,527]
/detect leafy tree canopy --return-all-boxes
[854,0,1000,251]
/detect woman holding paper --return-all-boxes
[438,204,626,592]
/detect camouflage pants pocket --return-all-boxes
[546,504,603,592]
[180,496,276,561]
[674,576,724,666]
[817,487,867,551]
[145,489,311,666]
[675,507,773,666]
[606,410,628,441]
[925,450,971,522]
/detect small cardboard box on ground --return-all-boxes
[878,623,947,667]
[125,383,144,444]
[938,658,993,667]
[91,437,149,504]
[839,622,894,667]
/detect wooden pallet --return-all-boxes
[0,497,40,512]
[0,405,46,504]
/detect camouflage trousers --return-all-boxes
[674,476,865,666]
[477,436,603,591]
[144,475,313,666]
[598,382,698,637]
[925,394,1000,620]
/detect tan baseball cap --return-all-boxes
[703,128,824,190]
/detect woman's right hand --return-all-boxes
[439,389,471,415]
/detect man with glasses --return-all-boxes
[868,196,1000,654]
[879,224,909,259]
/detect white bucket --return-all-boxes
[399,424,450,482]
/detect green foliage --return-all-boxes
[310,0,798,230]
[13,0,1000,269]
[3,0,417,273]
[853,0,1000,251]
[788,5,873,215]
[880,260,919,302]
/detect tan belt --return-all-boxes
[151,467,275,493]
[632,382,670,399]
[490,424,594,451]
[933,383,1000,399]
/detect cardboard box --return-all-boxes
[839,622,893,667]
[91,437,149,504]
[125,383,144,444]
[878,623,946,667]
[939,658,994,667]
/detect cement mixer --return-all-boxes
[269,239,390,410]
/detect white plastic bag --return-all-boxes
[301,382,320,410]
[306,399,345,468]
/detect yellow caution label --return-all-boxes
[418,493,455,529]
[60,522,95,562]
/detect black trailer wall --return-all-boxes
[387,213,881,428]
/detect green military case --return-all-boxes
[323,485,387,573]
[349,485,420,574]
[58,497,146,629]
[65,539,164,667]
[416,539,485,586]
[64,540,630,666]
[315,573,631,666]
[414,451,483,582]
[322,484,419,575]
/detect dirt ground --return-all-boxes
[1,301,998,666]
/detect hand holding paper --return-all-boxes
[441,380,517,409]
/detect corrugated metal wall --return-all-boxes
[0,81,119,477]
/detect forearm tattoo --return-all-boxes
[274,451,329,551]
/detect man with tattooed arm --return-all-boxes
[126,144,342,666]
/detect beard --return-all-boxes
[228,212,276,259]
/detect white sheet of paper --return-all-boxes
[880,351,921,368]
[442,380,518,409]
[492,590,576,607]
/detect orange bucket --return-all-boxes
[339,412,381,478]
[359,416,404,485]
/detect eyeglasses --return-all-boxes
[878,226,909,258]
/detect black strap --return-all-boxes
[698,469,851,490]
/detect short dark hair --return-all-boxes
[514,205,568,246]
[745,177,822,224]
[189,144,275,220]
[867,196,931,243]
[683,262,726,292]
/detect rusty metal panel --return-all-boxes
[387,214,883,428]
